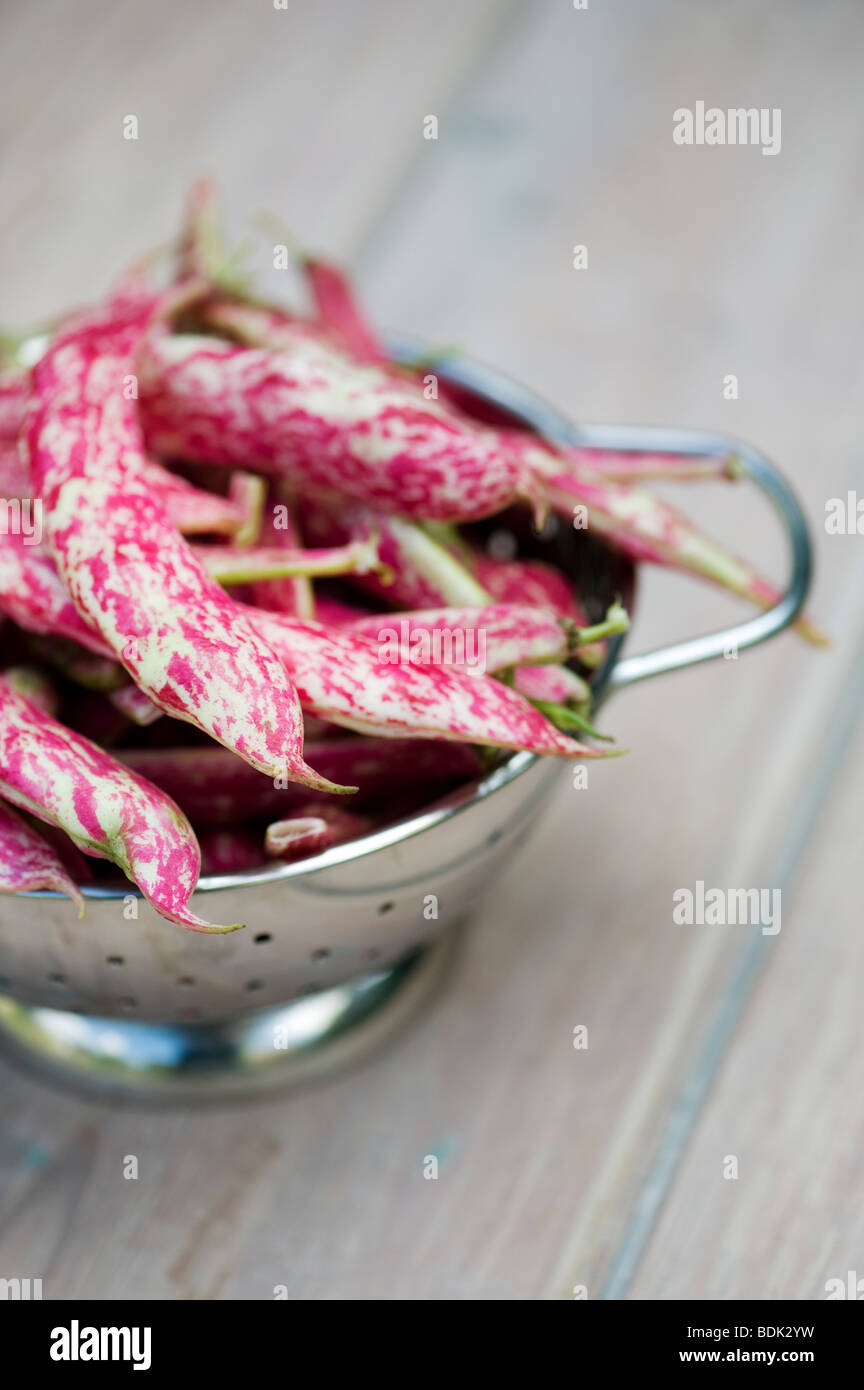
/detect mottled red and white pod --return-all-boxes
[472,555,606,669]
[198,828,264,875]
[472,554,582,618]
[137,326,539,522]
[140,458,255,537]
[24,300,343,791]
[246,609,612,758]
[0,531,114,655]
[0,438,31,499]
[345,603,575,672]
[0,798,85,914]
[116,738,483,827]
[0,369,27,439]
[0,679,239,931]
[536,463,825,645]
[301,257,386,364]
[511,664,589,706]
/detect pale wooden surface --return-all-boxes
[1,0,862,1300]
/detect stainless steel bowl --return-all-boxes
[0,348,813,1100]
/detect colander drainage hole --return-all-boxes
[106,955,124,966]
[377,901,395,915]
[245,980,264,992]
[311,947,331,961]
[47,972,67,985]
[119,997,138,1010]
[254,933,272,944]
[177,976,196,987]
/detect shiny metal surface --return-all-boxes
[0,931,459,1102]
[0,347,813,1098]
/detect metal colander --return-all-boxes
[0,349,812,1100]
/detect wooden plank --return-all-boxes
[626,620,864,1299]
[0,0,511,321]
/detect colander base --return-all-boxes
[0,930,457,1104]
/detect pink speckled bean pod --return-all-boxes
[472,555,606,670]
[302,256,386,365]
[245,609,615,758]
[199,828,264,875]
[0,438,31,498]
[472,554,584,618]
[0,531,114,655]
[344,602,626,673]
[0,679,239,931]
[116,739,483,827]
[541,469,826,646]
[0,797,85,914]
[140,459,259,538]
[136,324,541,523]
[191,297,805,630]
[510,664,591,706]
[24,300,345,793]
[0,369,27,437]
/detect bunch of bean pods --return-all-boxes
[0,184,822,930]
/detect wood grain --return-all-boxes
[0,0,862,1300]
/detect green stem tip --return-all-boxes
[566,600,630,651]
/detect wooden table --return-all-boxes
[1,0,862,1300]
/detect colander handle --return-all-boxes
[562,426,814,690]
